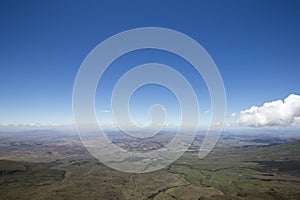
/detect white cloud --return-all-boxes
[238,94,300,127]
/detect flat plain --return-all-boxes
[0,130,299,200]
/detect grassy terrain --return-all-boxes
[0,160,65,199]
[165,140,300,199]
[0,132,299,199]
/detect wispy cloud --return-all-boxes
[100,109,111,113]
[204,109,211,114]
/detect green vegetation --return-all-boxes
[166,140,300,199]
[0,133,299,199]
[0,160,65,199]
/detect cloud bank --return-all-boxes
[238,94,300,127]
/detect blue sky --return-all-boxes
[0,0,300,127]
